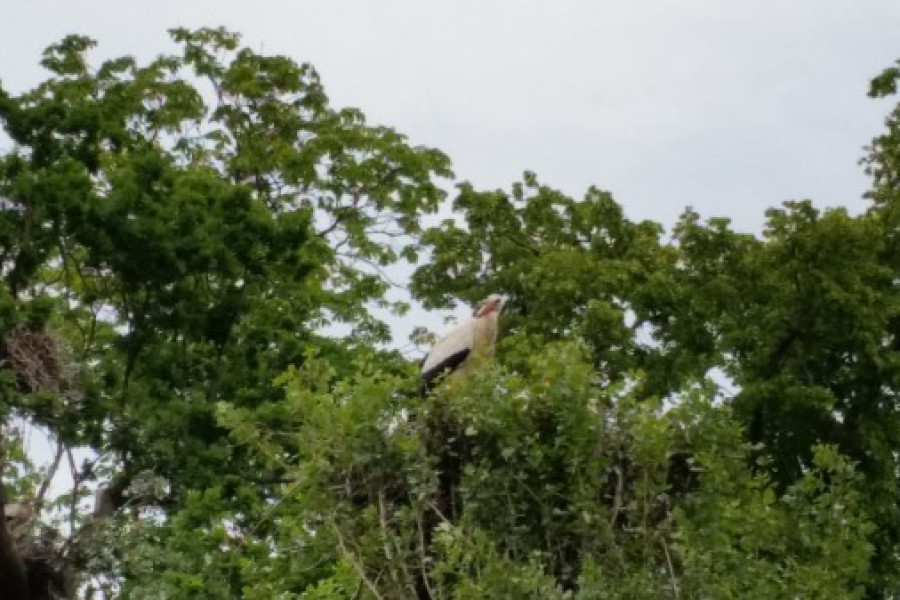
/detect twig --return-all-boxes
[34,442,65,512]
[65,447,80,535]
[427,501,450,524]
[416,511,438,600]
[609,463,624,528]
[378,490,419,598]
[378,491,393,564]
[661,537,679,598]
[376,490,399,591]
[331,516,386,600]
[377,491,408,595]
[243,477,305,541]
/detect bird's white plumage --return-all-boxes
[421,319,474,374]
[420,295,506,388]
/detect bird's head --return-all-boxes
[474,294,507,317]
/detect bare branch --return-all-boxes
[34,442,65,513]
[331,515,386,600]
[661,536,679,598]
[416,512,438,600]
[610,462,624,528]
[65,447,80,536]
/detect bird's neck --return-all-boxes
[473,311,499,357]
[475,305,497,318]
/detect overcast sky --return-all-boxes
[4,1,899,230]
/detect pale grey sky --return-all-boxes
[3,1,899,231]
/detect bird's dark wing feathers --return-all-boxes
[420,348,471,395]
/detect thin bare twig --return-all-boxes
[331,516,386,600]
[243,477,305,541]
[377,491,404,593]
[334,252,408,290]
[34,442,65,512]
[378,491,393,564]
[427,501,450,524]
[610,463,625,528]
[65,447,80,535]
[416,511,438,600]
[377,490,419,598]
[661,536,679,598]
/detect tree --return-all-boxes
[0,28,449,598]
[206,343,872,599]
[1,26,899,600]
[410,78,900,597]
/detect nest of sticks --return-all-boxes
[2,325,73,395]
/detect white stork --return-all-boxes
[420,294,507,394]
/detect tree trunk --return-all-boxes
[0,483,30,600]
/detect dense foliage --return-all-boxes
[0,28,898,599]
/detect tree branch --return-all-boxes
[65,447,80,536]
[34,442,65,513]
[330,516,386,600]
[661,536,679,598]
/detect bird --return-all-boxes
[420,294,507,395]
